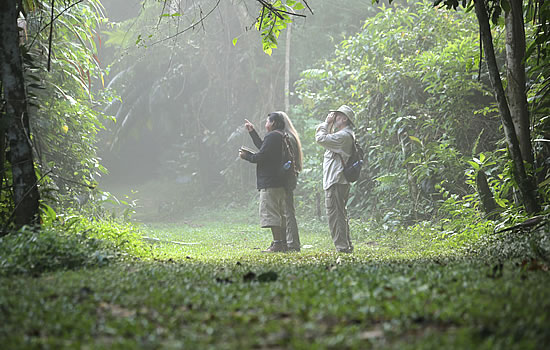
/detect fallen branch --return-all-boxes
[494,215,547,234]
[142,236,200,245]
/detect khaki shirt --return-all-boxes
[315,123,354,190]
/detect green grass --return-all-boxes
[1,209,549,349]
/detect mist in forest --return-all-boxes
[93,0,526,225]
[97,0,375,218]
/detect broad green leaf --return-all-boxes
[467,160,480,171]
[479,153,485,163]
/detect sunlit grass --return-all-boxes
[139,208,471,264]
[143,220,336,262]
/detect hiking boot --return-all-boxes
[262,241,288,253]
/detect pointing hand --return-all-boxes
[244,119,255,132]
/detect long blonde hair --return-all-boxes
[278,111,303,172]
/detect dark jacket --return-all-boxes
[243,129,286,189]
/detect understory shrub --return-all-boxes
[468,221,550,263]
[0,213,152,276]
[69,217,151,258]
[0,228,111,276]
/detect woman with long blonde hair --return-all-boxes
[281,112,303,172]
[279,111,302,252]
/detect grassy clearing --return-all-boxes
[1,208,549,349]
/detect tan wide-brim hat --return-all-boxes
[330,105,355,126]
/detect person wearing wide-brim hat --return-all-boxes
[315,104,355,253]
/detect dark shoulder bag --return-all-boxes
[338,135,364,183]
[275,130,298,190]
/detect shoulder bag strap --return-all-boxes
[273,130,293,166]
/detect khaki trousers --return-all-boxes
[325,183,353,251]
[259,188,286,228]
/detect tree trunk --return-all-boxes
[474,0,539,214]
[0,100,5,189]
[476,171,499,220]
[0,1,40,228]
[398,130,419,218]
[505,0,534,165]
[284,22,291,112]
[0,84,6,193]
[0,102,6,224]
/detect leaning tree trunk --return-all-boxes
[505,0,534,165]
[474,0,539,214]
[0,1,40,228]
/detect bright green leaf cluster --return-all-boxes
[255,0,307,55]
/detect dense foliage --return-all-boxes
[0,0,116,228]
[294,0,549,226]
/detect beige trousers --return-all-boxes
[259,188,286,228]
[325,183,353,251]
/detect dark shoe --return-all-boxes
[287,246,300,252]
[262,241,288,253]
[337,247,353,254]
